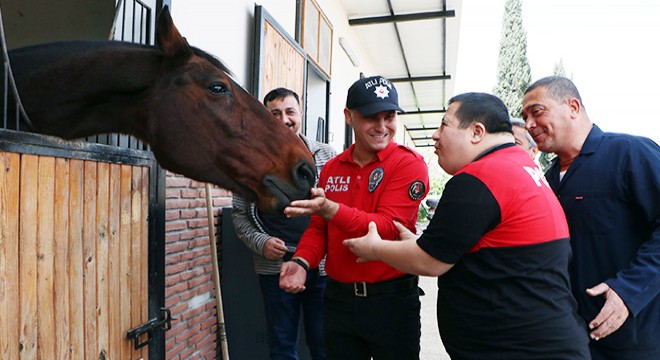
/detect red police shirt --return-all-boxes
[295,141,429,283]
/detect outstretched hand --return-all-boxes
[585,282,630,341]
[284,188,338,220]
[393,220,417,241]
[279,261,307,293]
[343,221,382,262]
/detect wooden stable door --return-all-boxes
[0,152,150,360]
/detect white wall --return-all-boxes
[170,0,380,151]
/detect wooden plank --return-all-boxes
[120,164,133,360]
[54,158,71,359]
[37,156,56,358]
[140,166,150,360]
[108,164,122,359]
[19,154,39,359]
[262,20,306,105]
[96,162,110,359]
[130,166,143,334]
[130,166,142,358]
[83,161,98,359]
[68,159,85,359]
[0,152,20,360]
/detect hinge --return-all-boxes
[126,307,173,350]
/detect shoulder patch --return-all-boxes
[408,180,425,200]
[368,167,384,192]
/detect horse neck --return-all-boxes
[14,42,161,141]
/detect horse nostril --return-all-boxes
[294,161,316,188]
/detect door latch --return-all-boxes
[126,307,173,350]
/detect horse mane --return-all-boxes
[9,40,233,80]
[190,46,235,80]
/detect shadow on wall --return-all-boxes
[1,0,115,49]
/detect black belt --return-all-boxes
[328,275,418,298]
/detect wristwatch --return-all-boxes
[291,257,309,271]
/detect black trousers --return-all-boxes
[323,276,421,360]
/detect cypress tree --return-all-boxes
[493,0,531,118]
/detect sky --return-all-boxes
[453,0,660,143]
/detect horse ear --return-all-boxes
[156,5,193,58]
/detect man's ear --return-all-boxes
[567,97,581,117]
[471,122,486,143]
[344,108,353,127]
[531,146,539,158]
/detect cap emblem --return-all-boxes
[374,85,390,99]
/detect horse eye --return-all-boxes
[208,83,229,95]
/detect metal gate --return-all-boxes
[0,1,167,359]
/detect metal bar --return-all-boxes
[405,126,440,131]
[348,10,455,26]
[400,109,446,115]
[389,74,451,82]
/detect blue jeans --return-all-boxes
[259,271,327,360]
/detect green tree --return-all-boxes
[415,147,451,223]
[553,58,567,77]
[493,0,531,118]
[417,147,451,197]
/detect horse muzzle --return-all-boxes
[263,160,316,213]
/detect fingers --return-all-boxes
[393,220,408,232]
[310,187,326,198]
[585,282,609,297]
[263,238,288,260]
[393,220,416,241]
[279,262,307,293]
[367,221,378,234]
[586,285,630,341]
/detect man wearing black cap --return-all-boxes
[280,76,429,360]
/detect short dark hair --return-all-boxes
[448,92,512,134]
[525,76,584,108]
[263,87,300,106]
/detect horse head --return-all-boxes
[146,8,316,212]
[9,6,317,213]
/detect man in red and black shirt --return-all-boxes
[280,76,429,360]
[345,92,590,359]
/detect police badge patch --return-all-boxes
[408,180,425,200]
[368,167,384,192]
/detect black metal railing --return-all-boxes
[0,1,153,151]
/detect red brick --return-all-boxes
[181,189,201,198]
[167,199,193,210]
[188,330,212,347]
[165,233,181,243]
[165,242,189,255]
[177,345,196,360]
[195,336,218,354]
[164,294,181,308]
[197,284,215,295]
[165,273,182,286]
[179,209,196,219]
[165,209,180,220]
[165,338,185,354]
[168,302,189,318]
[179,289,197,302]
[166,221,187,232]
[166,176,191,188]
[166,262,189,276]
[166,188,181,198]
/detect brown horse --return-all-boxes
[6,7,315,213]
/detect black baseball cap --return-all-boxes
[346,76,404,116]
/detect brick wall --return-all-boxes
[164,172,232,359]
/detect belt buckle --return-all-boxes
[354,282,367,297]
